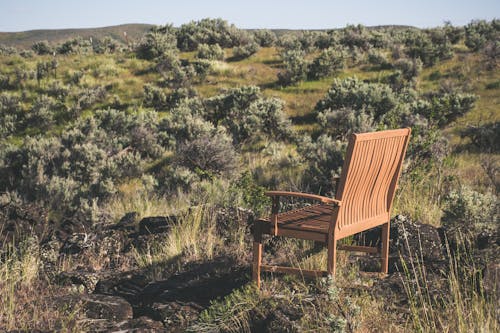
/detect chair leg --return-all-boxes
[381,222,390,274]
[252,223,263,288]
[327,234,337,277]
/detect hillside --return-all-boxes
[0,23,153,48]
[0,18,498,332]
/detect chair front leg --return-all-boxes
[252,222,263,288]
[327,233,337,277]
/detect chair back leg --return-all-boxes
[381,222,390,274]
[252,224,263,288]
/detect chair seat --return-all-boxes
[259,204,335,234]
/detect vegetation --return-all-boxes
[0,18,498,331]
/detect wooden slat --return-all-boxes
[338,245,380,254]
[261,265,328,278]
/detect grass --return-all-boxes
[399,231,498,333]
[132,205,221,280]
[0,237,83,331]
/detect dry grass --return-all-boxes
[132,205,221,280]
[0,237,83,331]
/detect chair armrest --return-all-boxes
[265,191,341,206]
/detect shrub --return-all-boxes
[92,37,120,54]
[74,86,107,110]
[155,51,190,88]
[46,81,70,101]
[464,19,499,52]
[394,57,423,81]
[278,48,309,86]
[136,25,178,60]
[232,40,259,59]
[205,86,291,144]
[404,30,453,66]
[367,49,390,68]
[253,29,277,47]
[317,107,375,140]
[32,41,53,55]
[177,18,242,51]
[25,95,58,130]
[196,43,225,60]
[460,122,500,152]
[176,128,238,178]
[298,135,346,194]
[417,92,477,127]
[442,185,498,235]
[315,77,398,121]
[308,47,346,79]
[143,84,168,110]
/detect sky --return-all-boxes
[0,0,498,32]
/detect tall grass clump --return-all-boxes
[400,229,498,333]
[0,237,81,330]
[132,205,221,279]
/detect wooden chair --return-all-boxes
[252,128,411,287]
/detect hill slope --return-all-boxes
[0,23,153,48]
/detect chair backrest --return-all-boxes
[333,128,411,237]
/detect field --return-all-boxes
[0,19,498,332]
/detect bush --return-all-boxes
[394,57,423,81]
[176,128,238,178]
[367,49,390,68]
[417,92,477,127]
[464,19,499,52]
[317,107,375,140]
[205,86,291,144]
[298,135,346,195]
[404,30,453,66]
[196,43,225,60]
[460,122,500,152]
[32,41,53,55]
[308,47,346,79]
[177,18,242,51]
[232,40,259,60]
[26,95,58,130]
[278,48,309,86]
[315,77,398,121]
[253,29,277,47]
[442,185,498,236]
[136,25,178,60]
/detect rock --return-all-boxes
[57,271,101,293]
[113,212,140,232]
[82,294,133,321]
[57,270,119,293]
[215,206,254,239]
[94,272,150,304]
[0,199,49,246]
[60,232,94,255]
[139,216,176,235]
[39,236,62,275]
[263,303,302,333]
[80,315,166,332]
[128,233,169,254]
[146,301,202,327]
[390,215,444,263]
[54,294,133,329]
[354,215,444,272]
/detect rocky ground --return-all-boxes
[1,200,498,332]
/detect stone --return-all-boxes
[82,294,133,321]
[138,216,176,235]
[113,212,140,232]
[60,232,94,255]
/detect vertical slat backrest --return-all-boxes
[334,128,411,233]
